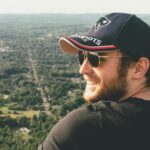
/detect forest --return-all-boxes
[0,13,150,150]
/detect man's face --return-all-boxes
[79,51,128,102]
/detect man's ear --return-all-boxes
[132,57,150,79]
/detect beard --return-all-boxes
[97,75,127,101]
[83,65,128,103]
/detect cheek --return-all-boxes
[93,60,120,80]
[93,68,108,82]
[95,68,119,87]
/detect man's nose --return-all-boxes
[79,59,94,75]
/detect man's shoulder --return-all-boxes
[69,98,145,127]
[38,98,150,150]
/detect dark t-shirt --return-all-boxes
[38,97,150,150]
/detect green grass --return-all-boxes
[0,104,39,118]
[0,105,10,114]
[10,110,39,118]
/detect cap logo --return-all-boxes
[95,17,111,31]
[71,34,102,46]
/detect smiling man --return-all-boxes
[38,13,150,150]
[79,50,128,102]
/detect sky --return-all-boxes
[0,0,150,14]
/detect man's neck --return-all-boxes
[131,87,150,101]
[120,86,150,101]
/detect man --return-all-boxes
[38,13,150,150]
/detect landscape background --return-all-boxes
[0,14,150,150]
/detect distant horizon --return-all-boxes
[0,12,150,15]
[0,0,150,14]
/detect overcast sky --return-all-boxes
[0,0,150,14]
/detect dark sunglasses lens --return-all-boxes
[78,52,84,65]
[88,53,99,67]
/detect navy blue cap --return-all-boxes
[59,13,150,58]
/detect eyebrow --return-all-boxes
[98,49,121,56]
[89,51,108,56]
[98,52,107,54]
[98,52,109,56]
[98,51,121,56]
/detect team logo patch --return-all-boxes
[71,34,102,46]
[95,17,111,31]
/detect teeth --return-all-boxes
[87,82,95,85]
[85,83,96,92]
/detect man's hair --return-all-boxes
[119,51,150,87]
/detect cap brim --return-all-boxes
[59,37,80,54]
[59,35,118,53]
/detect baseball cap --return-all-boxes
[59,13,150,58]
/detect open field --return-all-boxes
[0,105,39,118]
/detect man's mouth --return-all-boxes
[87,81,96,85]
[85,81,97,91]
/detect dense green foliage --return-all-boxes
[0,14,150,150]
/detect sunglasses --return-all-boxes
[78,51,111,67]
[78,51,128,67]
